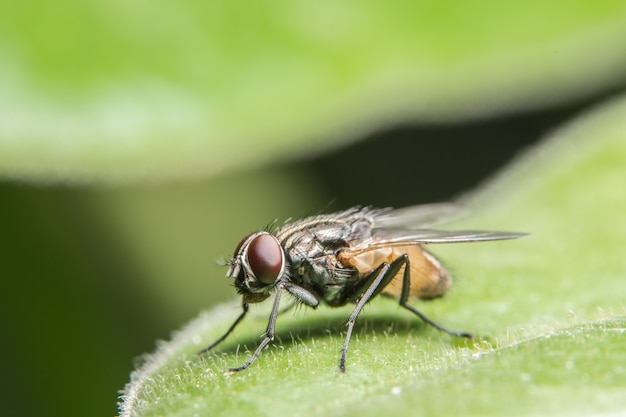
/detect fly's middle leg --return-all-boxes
[339,256,408,373]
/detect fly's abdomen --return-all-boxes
[341,245,451,301]
[388,246,451,300]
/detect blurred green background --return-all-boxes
[1,2,625,417]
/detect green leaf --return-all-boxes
[2,1,626,182]
[119,95,626,416]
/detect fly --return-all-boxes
[199,203,527,373]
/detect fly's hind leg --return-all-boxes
[399,257,472,339]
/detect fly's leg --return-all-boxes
[228,283,285,373]
[399,257,472,338]
[198,303,249,355]
[340,256,407,373]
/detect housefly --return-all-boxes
[199,203,526,373]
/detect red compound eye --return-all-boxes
[246,233,284,284]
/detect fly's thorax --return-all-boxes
[227,231,286,303]
[289,252,355,300]
[279,227,348,265]
[275,209,377,263]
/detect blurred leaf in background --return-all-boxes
[0,1,625,417]
[1,1,626,181]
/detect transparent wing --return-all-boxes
[374,229,527,244]
[373,203,467,229]
[346,229,528,253]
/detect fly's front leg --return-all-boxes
[340,256,407,373]
[399,257,472,338]
[198,303,249,355]
[228,284,285,373]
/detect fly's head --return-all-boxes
[226,231,286,303]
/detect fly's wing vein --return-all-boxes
[344,229,527,253]
[372,203,466,229]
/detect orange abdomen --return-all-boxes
[343,245,451,300]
